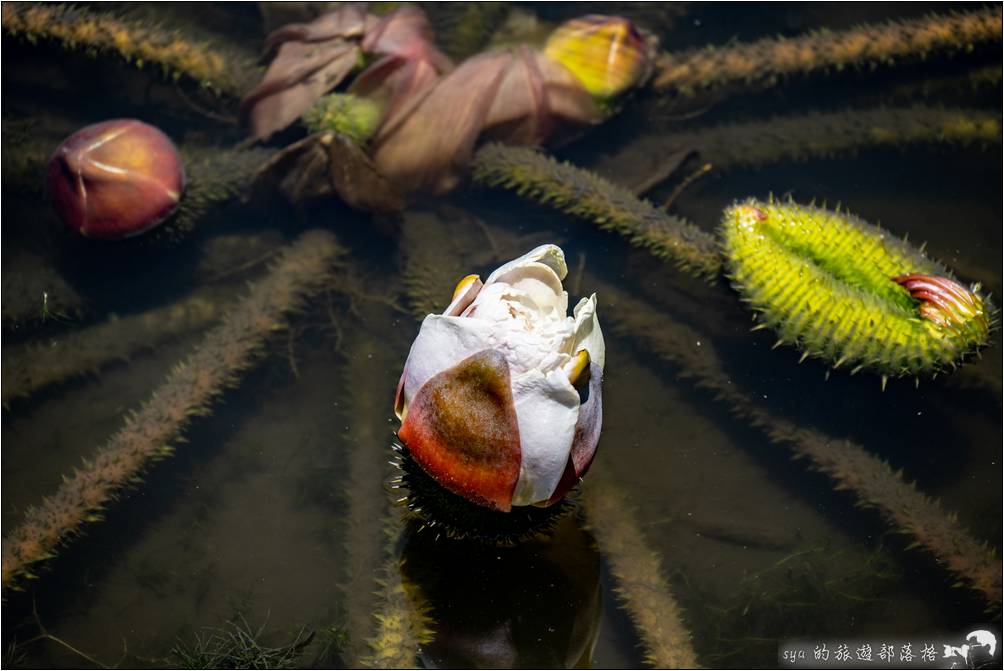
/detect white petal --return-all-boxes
[510,368,580,506]
[462,282,521,322]
[495,319,572,376]
[483,244,567,287]
[443,275,483,316]
[571,293,605,371]
[490,262,567,318]
[400,315,495,410]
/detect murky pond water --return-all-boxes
[2,3,1001,669]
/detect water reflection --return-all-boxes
[401,514,601,668]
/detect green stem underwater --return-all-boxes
[2,289,222,405]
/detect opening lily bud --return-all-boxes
[395,244,605,526]
[721,198,992,380]
[543,15,652,101]
[47,119,185,240]
[892,274,990,340]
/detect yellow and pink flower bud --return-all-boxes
[543,15,654,101]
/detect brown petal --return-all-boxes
[362,5,451,72]
[481,45,551,147]
[262,3,370,55]
[350,54,443,137]
[478,48,601,151]
[324,133,404,213]
[398,349,522,511]
[241,41,362,140]
[347,7,453,136]
[371,51,511,194]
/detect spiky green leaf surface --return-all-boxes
[721,198,991,380]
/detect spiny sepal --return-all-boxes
[301,93,381,144]
[720,197,993,381]
[390,442,572,546]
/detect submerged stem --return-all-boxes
[595,106,1001,176]
[471,145,721,278]
[592,273,1001,608]
[1,230,344,589]
[583,473,700,668]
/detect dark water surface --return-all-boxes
[2,3,1001,668]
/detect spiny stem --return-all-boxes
[582,473,700,668]
[166,145,275,236]
[399,211,480,320]
[1,230,344,590]
[471,144,721,279]
[337,300,412,665]
[592,273,1001,609]
[653,7,1002,96]
[597,106,1001,175]
[1,2,258,97]
[2,289,222,404]
[364,511,436,669]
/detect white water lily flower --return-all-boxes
[395,244,605,511]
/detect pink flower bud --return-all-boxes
[47,119,185,239]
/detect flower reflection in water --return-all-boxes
[400,514,602,669]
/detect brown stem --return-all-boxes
[364,510,436,669]
[595,106,1001,175]
[337,299,415,665]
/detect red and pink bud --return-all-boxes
[47,119,185,240]
[892,273,989,336]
